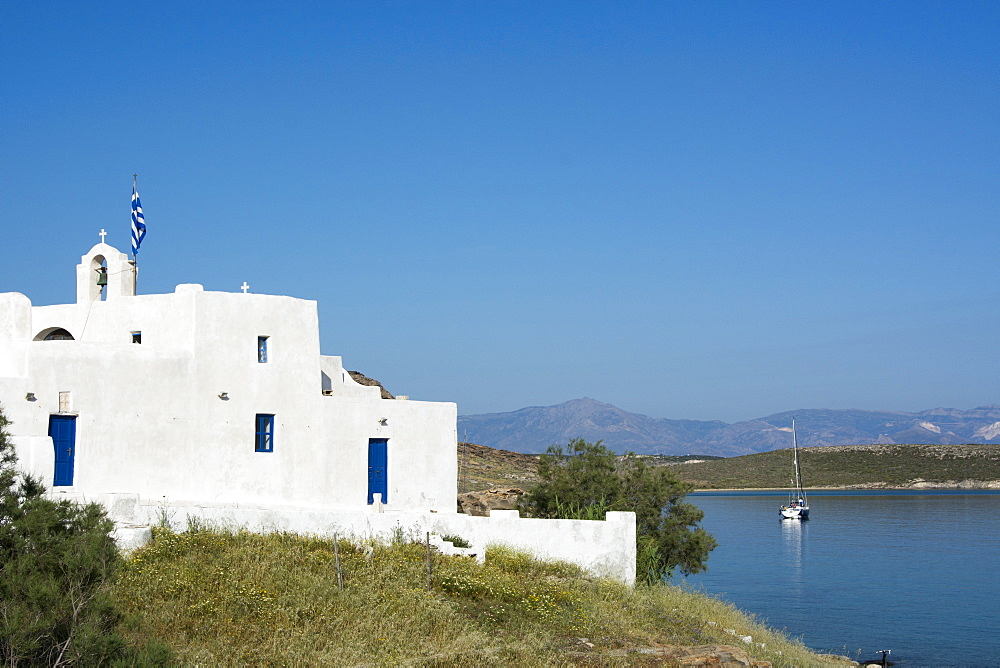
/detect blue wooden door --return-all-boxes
[49,415,77,486]
[368,438,388,504]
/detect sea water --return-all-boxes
[683,491,1000,667]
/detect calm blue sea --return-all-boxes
[683,491,1000,667]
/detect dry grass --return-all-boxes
[111,525,846,666]
[457,442,541,493]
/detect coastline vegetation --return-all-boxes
[673,443,1000,489]
[458,442,1000,492]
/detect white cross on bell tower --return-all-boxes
[240,282,250,294]
[99,229,107,243]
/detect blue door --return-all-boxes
[49,415,77,487]
[368,438,388,504]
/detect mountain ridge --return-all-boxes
[457,398,1000,456]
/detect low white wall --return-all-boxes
[437,510,637,584]
[77,493,636,584]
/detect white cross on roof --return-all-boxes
[241,282,250,293]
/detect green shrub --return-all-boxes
[519,438,716,583]
[0,405,170,665]
[441,533,471,548]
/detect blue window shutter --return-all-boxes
[255,414,274,452]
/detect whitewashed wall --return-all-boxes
[90,492,637,584]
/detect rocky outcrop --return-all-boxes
[848,478,1000,490]
[566,643,773,666]
[662,645,771,666]
[347,370,394,399]
[457,487,525,516]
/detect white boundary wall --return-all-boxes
[81,492,637,585]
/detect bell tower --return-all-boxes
[76,243,136,303]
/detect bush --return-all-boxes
[441,533,471,548]
[519,438,716,583]
[0,405,170,665]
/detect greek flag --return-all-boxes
[131,185,146,256]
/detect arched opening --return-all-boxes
[76,246,136,303]
[34,327,76,341]
[91,255,108,301]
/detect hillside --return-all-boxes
[457,442,541,493]
[112,526,850,666]
[674,443,1000,490]
[458,398,1000,457]
[457,441,1000,492]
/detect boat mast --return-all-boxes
[792,418,804,501]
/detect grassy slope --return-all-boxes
[112,444,1000,663]
[112,527,846,666]
[673,444,1000,489]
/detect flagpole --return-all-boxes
[132,174,138,294]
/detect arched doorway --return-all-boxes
[34,327,76,341]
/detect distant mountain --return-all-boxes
[457,398,1000,457]
[458,397,727,454]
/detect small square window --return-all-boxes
[131,331,142,344]
[258,336,269,363]
[255,414,274,452]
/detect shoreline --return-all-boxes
[694,482,1000,492]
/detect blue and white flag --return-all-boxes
[131,185,146,256]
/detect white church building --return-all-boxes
[1,241,458,511]
[1,240,636,583]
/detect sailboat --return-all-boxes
[779,419,810,520]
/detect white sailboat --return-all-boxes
[779,419,810,520]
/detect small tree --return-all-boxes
[0,405,164,665]
[520,438,716,583]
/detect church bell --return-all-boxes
[96,269,108,286]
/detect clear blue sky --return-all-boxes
[2,2,998,423]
